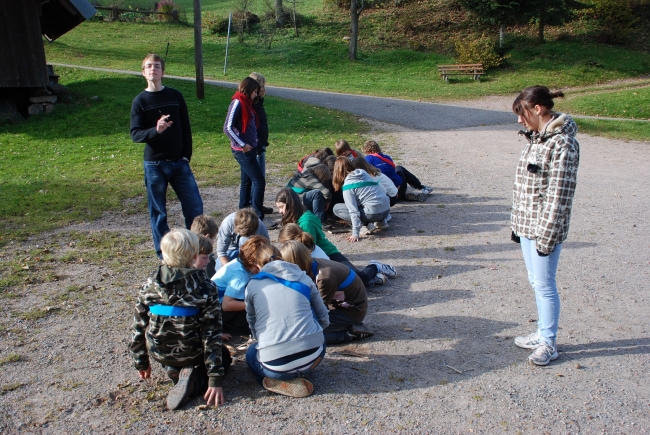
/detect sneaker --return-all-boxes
[514,332,543,349]
[369,260,397,278]
[165,366,180,385]
[528,342,558,366]
[368,272,387,286]
[167,366,200,410]
[420,185,433,195]
[262,377,314,398]
[375,220,389,231]
[347,324,375,340]
[360,223,377,236]
[262,206,274,214]
[404,192,427,202]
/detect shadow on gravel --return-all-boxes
[560,338,650,360]
[305,315,520,395]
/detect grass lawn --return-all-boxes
[0,67,364,244]
[44,21,650,102]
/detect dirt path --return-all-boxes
[1,107,649,433]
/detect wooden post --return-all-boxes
[193,0,204,99]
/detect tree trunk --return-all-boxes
[193,0,204,99]
[275,0,284,27]
[349,0,359,60]
[499,23,505,48]
[538,10,545,43]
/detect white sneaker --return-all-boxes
[528,342,558,366]
[420,185,433,195]
[514,332,543,349]
[360,223,377,236]
[369,260,397,278]
[375,220,388,231]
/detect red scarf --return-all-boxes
[231,91,259,134]
[368,153,395,168]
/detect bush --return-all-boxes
[454,35,508,69]
[156,0,174,22]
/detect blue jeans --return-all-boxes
[256,150,266,178]
[233,150,265,219]
[302,190,327,223]
[324,309,360,344]
[520,238,564,345]
[245,342,326,385]
[144,160,203,258]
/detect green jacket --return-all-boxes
[129,265,226,388]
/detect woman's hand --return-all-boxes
[242,144,253,153]
[347,235,359,243]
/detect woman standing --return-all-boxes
[249,72,273,215]
[223,77,266,220]
[511,85,580,366]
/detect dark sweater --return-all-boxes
[252,97,268,154]
[130,87,193,161]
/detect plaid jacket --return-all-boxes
[511,113,580,254]
[286,169,332,202]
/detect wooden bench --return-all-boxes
[437,64,484,81]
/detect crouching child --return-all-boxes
[129,229,232,410]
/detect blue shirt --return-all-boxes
[211,258,251,302]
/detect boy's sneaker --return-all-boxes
[167,366,201,410]
[514,332,543,349]
[347,324,375,340]
[368,272,387,286]
[263,377,314,398]
[369,260,397,278]
[420,185,433,195]
[528,342,558,366]
[360,223,377,236]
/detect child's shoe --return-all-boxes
[263,377,314,398]
[369,260,397,278]
[166,365,203,410]
[420,185,433,195]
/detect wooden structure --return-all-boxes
[0,0,95,117]
[437,64,485,81]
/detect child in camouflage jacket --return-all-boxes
[129,229,231,410]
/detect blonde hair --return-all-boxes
[279,241,313,279]
[142,53,165,71]
[198,236,213,256]
[257,244,282,268]
[278,223,316,251]
[249,72,266,97]
[161,229,199,268]
[191,215,219,238]
[234,208,259,236]
[362,140,381,154]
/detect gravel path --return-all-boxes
[2,69,650,434]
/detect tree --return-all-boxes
[522,0,588,43]
[349,0,366,60]
[275,0,284,27]
[458,0,524,47]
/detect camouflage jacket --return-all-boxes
[129,265,225,387]
[511,113,580,254]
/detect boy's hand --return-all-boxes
[204,386,225,407]
[156,114,173,133]
[347,235,359,243]
[138,367,151,379]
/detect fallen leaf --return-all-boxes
[197,405,208,410]
[338,350,369,359]
[556,374,564,377]
[403,327,413,332]
[436,275,442,279]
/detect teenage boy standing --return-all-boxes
[131,53,204,258]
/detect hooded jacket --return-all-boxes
[129,265,225,388]
[341,169,391,237]
[245,261,329,363]
[511,113,580,254]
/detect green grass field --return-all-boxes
[0,67,364,243]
